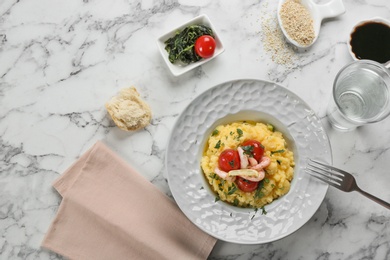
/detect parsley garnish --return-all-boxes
[254,180,265,199]
[267,124,275,132]
[209,173,217,179]
[251,208,259,220]
[227,184,238,195]
[241,145,254,157]
[261,206,267,215]
[228,160,235,167]
[236,128,243,140]
[271,149,285,155]
[214,140,221,149]
[212,129,219,136]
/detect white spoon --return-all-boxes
[277,0,346,49]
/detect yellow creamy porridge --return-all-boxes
[201,121,295,208]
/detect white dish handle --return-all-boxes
[317,0,346,20]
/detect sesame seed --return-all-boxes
[261,16,296,66]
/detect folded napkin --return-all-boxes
[42,141,216,260]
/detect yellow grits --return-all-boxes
[201,121,295,208]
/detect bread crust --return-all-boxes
[105,87,152,131]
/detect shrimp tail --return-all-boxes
[214,167,236,182]
[251,156,271,171]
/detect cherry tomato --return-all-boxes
[240,140,265,162]
[218,149,240,172]
[195,35,216,58]
[235,177,259,192]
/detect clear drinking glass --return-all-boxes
[327,60,390,131]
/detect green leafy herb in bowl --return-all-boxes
[164,24,215,64]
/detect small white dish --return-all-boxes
[277,0,345,49]
[156,14,225,77]
[347,17,390,68]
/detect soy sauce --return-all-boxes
[350,21,390,64]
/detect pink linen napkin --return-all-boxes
[41,141,216,260]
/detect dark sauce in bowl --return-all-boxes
[350,21,390,64]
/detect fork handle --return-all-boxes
[356,188,390,210]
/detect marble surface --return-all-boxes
[1,0,390,259]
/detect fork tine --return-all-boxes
[307,163,343,182]
[309,159,348,177]
[304,167,342,187]
[306,164,342,182]
[305,169,340,188]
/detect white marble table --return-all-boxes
[1,0,390,259]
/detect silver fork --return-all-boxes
[305,159,390,210]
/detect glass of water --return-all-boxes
[327,60,390,131]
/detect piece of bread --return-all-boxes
[105,87,152,131]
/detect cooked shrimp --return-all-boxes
[248,157,258,167]
[237,147,248,169]
[214,167,236,182]
[251,156,271,171]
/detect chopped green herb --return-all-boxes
[199,186,204,190]
[209,173,218,179]
[255,190,264,199]
[277,159,282,165]
[267,124,275,132]
[214,140,221,149]
[264,178,270,183]
[227,184,238,195]
[261,206,267,215]
[215,196,220,202]
[228,160,235,167]
[241,145,254,157]
[230,131,234,135]
[251,208,259,220]
[254,180,265,199]
[271,149,285,155]
[212,129,219,136]
[236,128,243,139]
[233,198,239,206]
